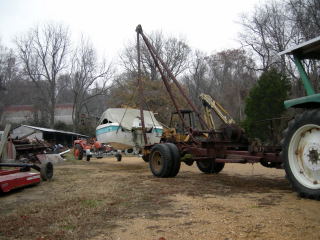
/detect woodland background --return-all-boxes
[0,0,319,143]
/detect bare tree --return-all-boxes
[183,50,209,108]
[0,42,17,90]
[0,41,20,121]
[239,1,295,72]
[287,0,320,91]
[120,31,191,81]
[184,49,257,121]
[15,23,70,128]
[288,0,320,40]
[238,0,320,96]
[70,37,113,131]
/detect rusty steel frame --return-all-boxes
[136,29,148,145]
[136,25,190,133]
[136,25,209,131]
[136,25,282,167]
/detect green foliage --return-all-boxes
[243,69,290,142]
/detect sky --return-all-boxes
[0,0,261,62]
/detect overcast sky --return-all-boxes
[0,0,262,61]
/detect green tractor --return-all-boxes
[280,36,320,198]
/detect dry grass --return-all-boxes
[0,157,319,240]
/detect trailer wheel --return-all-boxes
[86,155,91,161]
[142,154,150,162]
[74,144,83,160]
[165,143,181,177]
[115,153,122,162]
[196,159,225,174]
[149,144,173,177]
[40,162,53,181]
[281,110,320,199]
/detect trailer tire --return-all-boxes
[165,143,181,177]
[149,144,173,177]
[74,144,83,160]
[142,154,150,162]
[115,153,122,162]
[40,162,53,181]
[281,110,320,199]
[86,155,91,161]
[196,160,225,174]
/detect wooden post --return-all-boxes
[0,124,11,163]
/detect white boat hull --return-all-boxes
[96,123,162,150]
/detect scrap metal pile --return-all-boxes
[0,124,54,192]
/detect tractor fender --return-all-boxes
[285,93,320,109]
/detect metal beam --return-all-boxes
[294,55,315,96]
[0,124,11,161]
[136,28,148,145]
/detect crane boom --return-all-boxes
[199,93,235,129]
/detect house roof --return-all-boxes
[19,125,88,138]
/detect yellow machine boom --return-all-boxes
[199,93,235,129]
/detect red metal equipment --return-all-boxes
[0,169,40,193]
[0,124,53,193]
[73,138,112,161]
[74,139,93,161]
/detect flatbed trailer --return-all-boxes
[135,25,320,199]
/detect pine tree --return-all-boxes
[243,69,290,142]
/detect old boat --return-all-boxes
[96,108,163,151]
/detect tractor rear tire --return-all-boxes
[165,143,181,177]
[196,159,225,174]
[149,144,173,178]
[74,144,83,160]
[40,162,53,181]
[281,110,320,199]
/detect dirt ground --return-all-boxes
[0,156,319,240]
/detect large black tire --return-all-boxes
[40,162,53,181]
[196,159,225,174]
[281,110,320,199]
[74,144,83,160]
[142,154,150,162]
[165,143,181,177]
[149,144,174,178]
[86,155,91,161]
[115,153,122,162]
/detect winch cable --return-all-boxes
[116,84,139,134]
[142,94,159,135]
